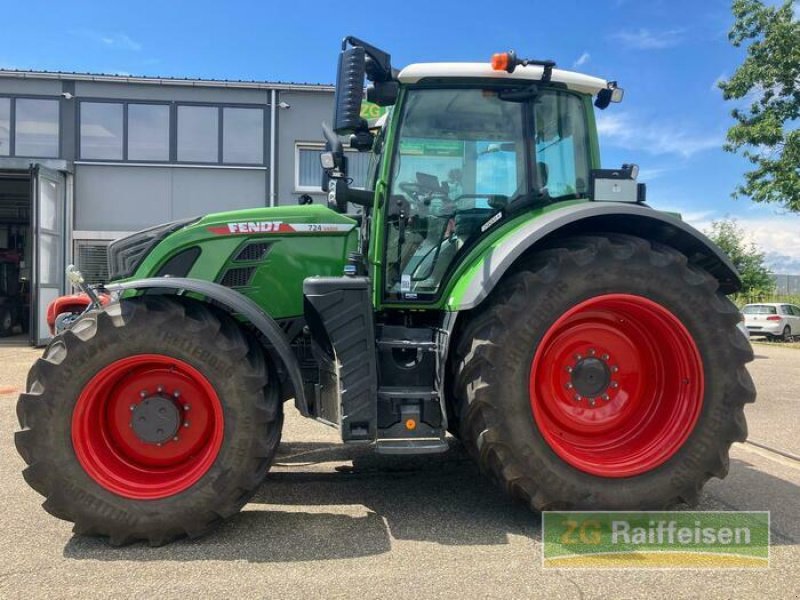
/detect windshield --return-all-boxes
[384,87,591,300]
[742,305,777,315]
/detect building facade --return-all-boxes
[0,69,366,344]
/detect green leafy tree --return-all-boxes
[719,0,800,211]
[705,219,775,295]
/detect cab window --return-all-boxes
[383,86,591,300]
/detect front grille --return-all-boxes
[234,242,271,262]
[220,267,255,288]
[107,217,199,281]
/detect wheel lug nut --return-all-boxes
[601,354,609,361]
[611,382,619,388]
[173,390,181,398]
[139,391,147,398]
[574,394,581,401]
[574,354,582,361]
[183,422,190,428]
[588,349,596,356]
[183,405,190,411]
[129,404,136,411]
[157,386,164,393]
[565,382,573,389]
[589,398,596,407]
[602,394,609,401]
[566,366,573,373]
[173,436,179,442]
[611,366,619,373]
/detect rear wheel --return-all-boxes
[452,234,755,510]
[781,325,792,342]
[16,296,283,545]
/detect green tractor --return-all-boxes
[16,37,754,545]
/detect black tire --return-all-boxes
[452,234,755,510]
[0,306,13,337]
[781,325,791,342]
[15,295,283,545]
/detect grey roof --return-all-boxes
[0,68,334,92]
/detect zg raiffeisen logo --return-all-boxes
[542,511,769,569]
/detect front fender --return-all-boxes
[105,278,308,416]
[445,202,741,311]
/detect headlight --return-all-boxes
[107,217,199,281]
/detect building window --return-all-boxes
[128,103,170,161]
[0,98,9,156]
[295,144,371,192]
[177,105,218,163]
[15,98,59,158]
[223,107,263,164]
[80,102,124,160]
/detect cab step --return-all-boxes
[375,438,449,455]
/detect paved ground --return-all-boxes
[1,343,798,599]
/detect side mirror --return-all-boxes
[333,46,366,135]
[595,83,625,109]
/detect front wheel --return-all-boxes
[453,234,755,510]
[16,296,283,545]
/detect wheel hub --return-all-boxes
[570,356,611,399]
[131,395,181,444]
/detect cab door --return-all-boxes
[30,165,66,345]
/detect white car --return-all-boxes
[742,303,800,341]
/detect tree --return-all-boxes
[719,0,800,212]
[705,219,775,296]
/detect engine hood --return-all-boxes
[120,203,360,320]
[196,204,358,237]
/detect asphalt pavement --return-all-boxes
[1,342,798,599]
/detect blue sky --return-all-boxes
[2,0,798,271]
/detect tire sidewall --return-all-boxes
[485,245,740,508]
[31,299,275,532]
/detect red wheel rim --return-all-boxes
[72,354,224,499]
[529,294,704,478]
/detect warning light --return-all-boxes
[491,52,510,72]
[405,419,417,431]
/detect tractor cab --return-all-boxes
[320,37,628,305]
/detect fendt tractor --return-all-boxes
[16,38,755,546]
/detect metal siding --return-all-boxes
[276,90,334,205]
[74,164,266,231]
[0,78,62,96]
[75,165,171,230]
[74,81,269,105]
[170,168,265,219]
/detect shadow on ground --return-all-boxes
[61,442,798,562]
[62,439,538,562]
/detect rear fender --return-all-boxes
[445,202,741,311]
[105,278,308,416]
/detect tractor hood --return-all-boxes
[109,204,359,319]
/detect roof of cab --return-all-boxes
[397,62,609,95]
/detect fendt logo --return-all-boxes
[207,221,291,235]
[226,221,285,233]
[206,221,356,235]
